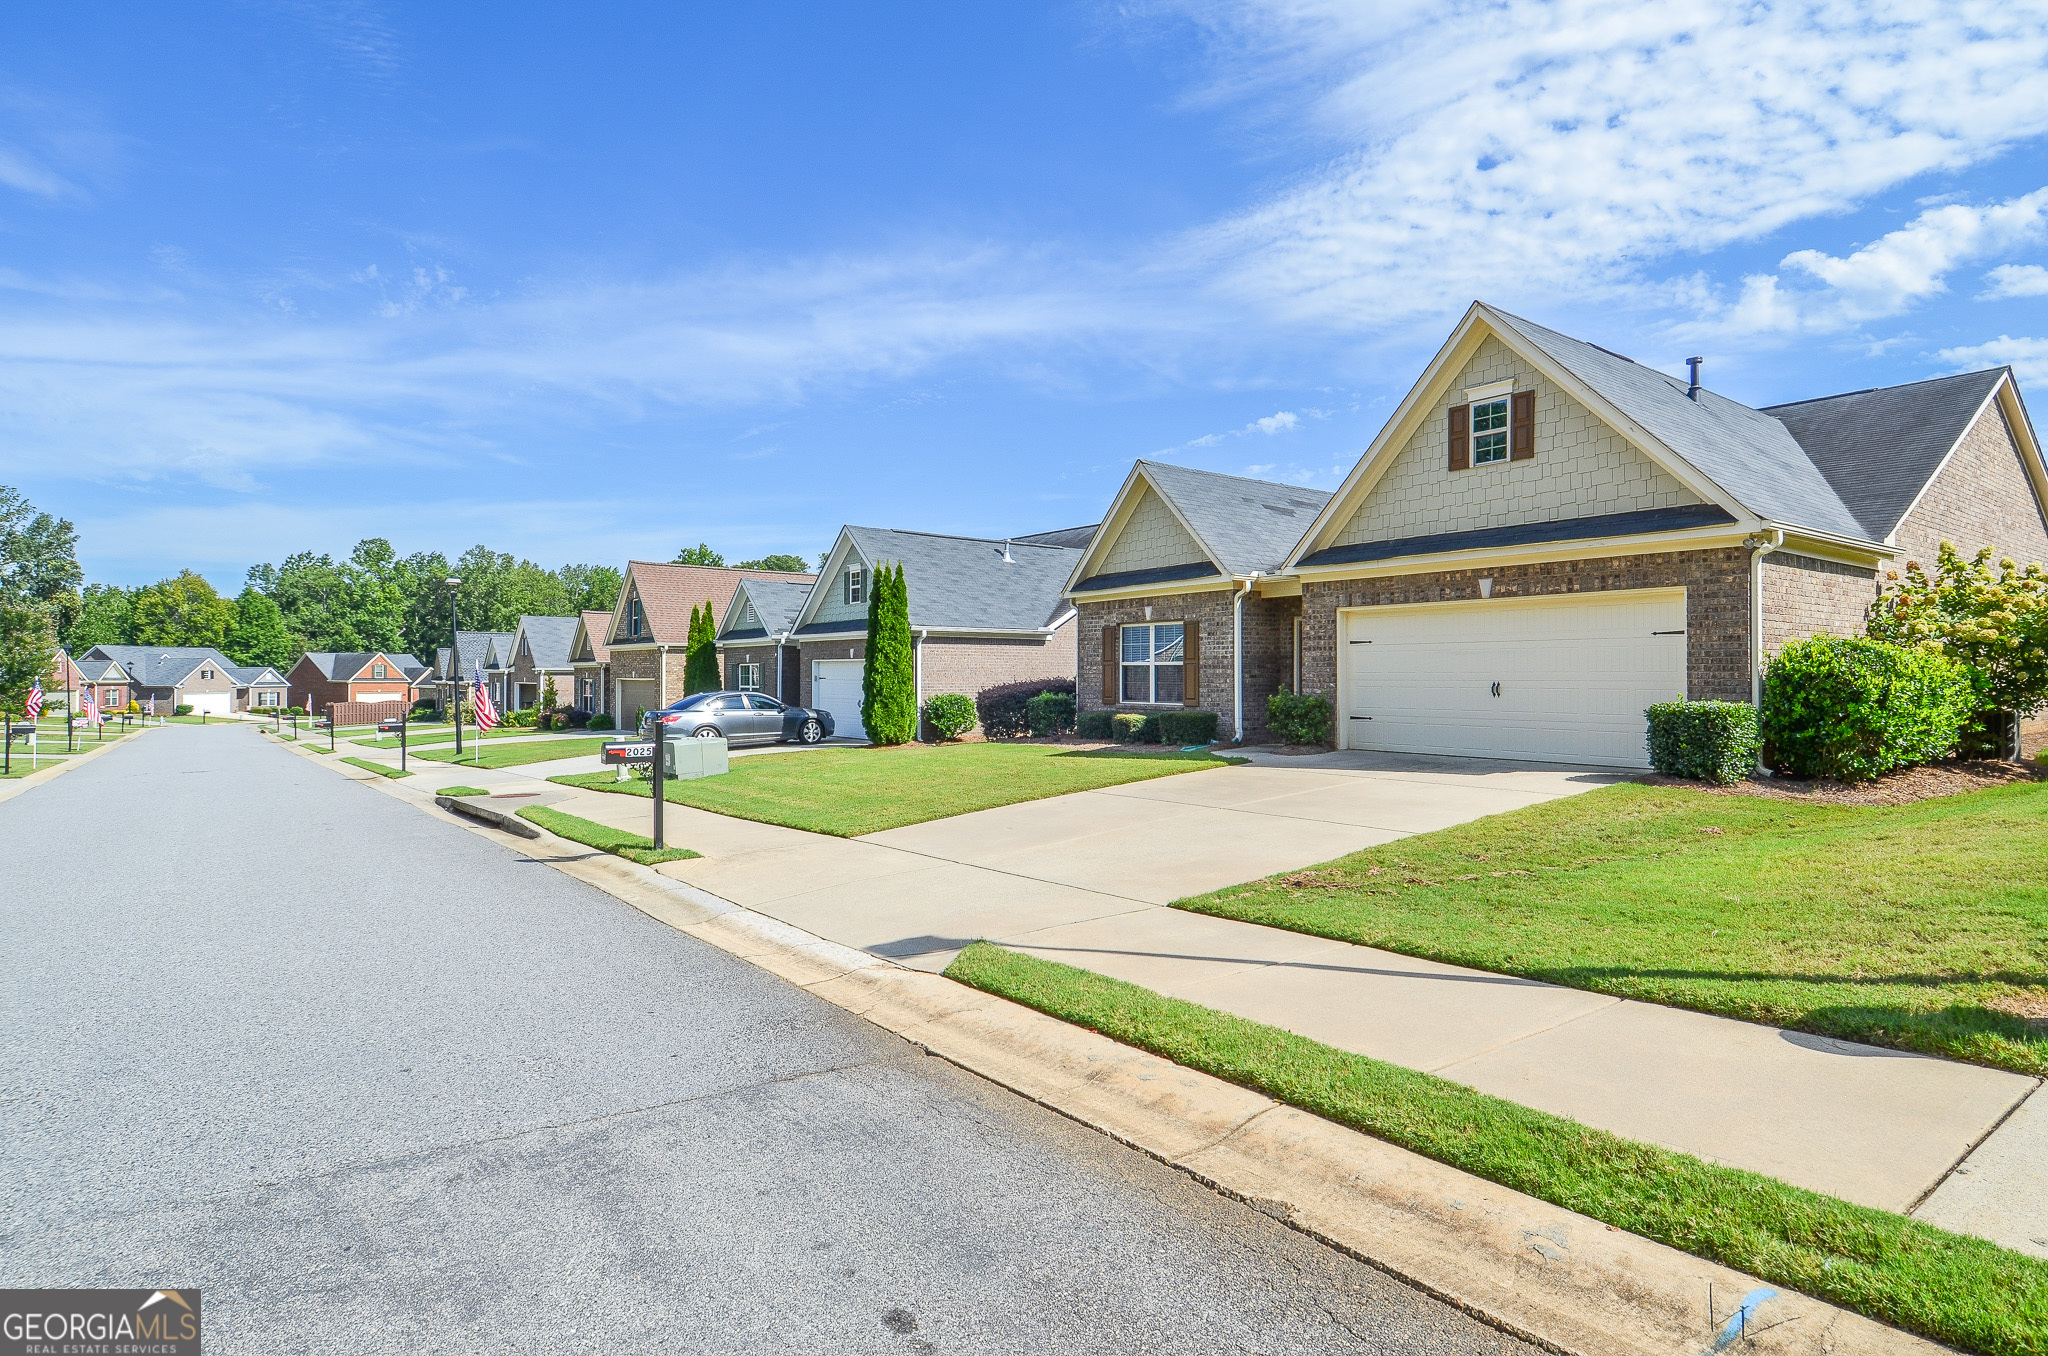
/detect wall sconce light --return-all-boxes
[1144,605,1153,620]
[1478,577,1494,598]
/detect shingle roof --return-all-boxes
[513,615,580,671]
[719,578,814,640]
[74,658,127,683]
[808,527,1083,633]
[1483,306,1874,542]
[82,646,233,688]
[1761,369,2008,541]
[1135,461,1333,575]
[574,610,613,663]
[1011,523,1099,549]
[615,562,818,645]
[443,631,514,679]
[298,651,419,681]
[226,664,288,685]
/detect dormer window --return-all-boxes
[845,567,864,605]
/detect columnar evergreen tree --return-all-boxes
[861,562,916,745]
[683,602,720,694]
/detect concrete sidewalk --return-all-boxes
[473,749,2041,1251]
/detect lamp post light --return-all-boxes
[445,577,464,757]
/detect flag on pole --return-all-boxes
[24,680,43,721]
[81,692,100,725]
[472,664,499,731]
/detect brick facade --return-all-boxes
[1759,552,1878,654]
[723,644,802,705]
[792,627,1076,737]
[606,644,688,724]
[1299,548,1754,712]
[1075,588,1298,742]
[1894,402,2048,571]
[796,638,866,710]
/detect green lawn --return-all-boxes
[946,943,2044,1356]
[415,736,614,769]
[1179,780,2048,1076]
[351,726,553,750]
[516,805,700,865]
[341,756,412,779]
[433,784,490,798]
[551,741,1243,837]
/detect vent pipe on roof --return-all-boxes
[1686,357,1704,401]
[1002,539,1014,563]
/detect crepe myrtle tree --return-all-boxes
[861,562,916,745]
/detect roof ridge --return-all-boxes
[850,525,1082,551]
[1136,459,1333,497]
[1758,367,2006,412]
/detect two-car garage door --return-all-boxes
[1339,590,1687,768]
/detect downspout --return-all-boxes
[1232,576,1256,743]
[1748,529,1783,763]
[915,629,927,741]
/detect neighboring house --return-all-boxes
[713,577,816,705]
[604,561,817,724]
[791,526,1088,740]
[504,614,580,711]
[228,665,290,711]
[287,651,428,715]
[72,657,131,713]
[433,630,516,717]
[1066,464,1331,744]
[567,610,613,715]
[1086,300,2045,768]
[79,646,246,715]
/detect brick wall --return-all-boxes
[722,644,802,704]
[797,638,867,709]
[1760,552,1878,653]
[1300,548,1753,708]
[607,645,690,709]
[1894,401,2048,571]
[916,630,1076,736]
[1075,588,1296,741]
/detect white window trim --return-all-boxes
[1469,396,1511,466]
[1463,378,1515,403]
[734,663,762,692]
[845,567,864,605]
[1118,621,1187,706]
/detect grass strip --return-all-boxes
[945,941,2047,1356]
[341,756,412,779]
[516,805,700,865]
[416,736,613,769]
[434,785,490,797]
[1178,780,2048,1076]
[551,741,1243,837]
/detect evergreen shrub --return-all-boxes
[922,692,977,741]
[1076,709,1115,740]
[1644,700,1759,784]
[1761,636,1972,781]
[1266,689,1331,746]
[1156,710,1219,744]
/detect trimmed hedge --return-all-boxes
[1267,689,1331,746]
[1025,690,1076,737]
[1076,709,1115,740]
[1156,709,1219,745]
[922,692,977,741]
[976,678,1076,739]
[1111,713,1154,743]
[173,704,194,716]
[1644,699,1759,784]
[586,712,614,731]
[1761,637,1972,781]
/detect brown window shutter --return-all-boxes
[1182,621,1201,706]
[1448,404,1469,471]
[1102,625,1119,704]
[1511,390,1536,460]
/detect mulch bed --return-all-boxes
[1645,759,2045,806]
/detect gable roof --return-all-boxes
[511,614,580,672]
[1069,462,1332,592]
[1761,369,2010,541]
[82,645,233,688]
[226,664,288,686]
[74,657,128,683]
[610,561,818,645]
[796,526,1083,635]
[295,651,417,682]
[718,577,815,640]
[570,610,613,664]
[442,631,514,679]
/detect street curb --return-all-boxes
[436,794,541,838]
[0,727,147,806]
[293,740,1945,1356]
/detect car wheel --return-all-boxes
[693,725,721,739]
[799,719,824,744]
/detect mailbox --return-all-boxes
[601,737,728,781]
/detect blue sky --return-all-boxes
[5,1,2048,591]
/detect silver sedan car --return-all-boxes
[639,691,835,746]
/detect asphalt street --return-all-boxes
[2,725,1531,1354]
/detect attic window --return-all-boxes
[1471,399,1509,464]
[626,598,644,637]
[846,567,864,605]
[372,663,387,679]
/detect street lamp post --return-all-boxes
[445,577,464,757]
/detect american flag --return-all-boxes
[24,679,43,721]
[472,663,499,732]
[81,692,100,725]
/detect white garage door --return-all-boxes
[616,680,660,727]
[811,659,866,741]
[185,692,232,716]
[1340,590,1687,768]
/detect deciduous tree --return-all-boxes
[225,588,296,670]
[674,543,725,567]
[735,554,808,573]
[0,599,56,710]
[132,570,235,648]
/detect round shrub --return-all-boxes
[1025,690,1076,737]
[1644,699,1759,784]
[1075,709,1115,741]
[173,704,194,716]
[1760,637,1972,781]
[586,712,614,731]
[922,693,977,741]
[1266,689,1331,746]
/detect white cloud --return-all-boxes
[1249,410,1298,433]
[1712,188,2048,334]
[1979,264,2048,300]
[1938,335,2048,386]
[1170,0,2048,327]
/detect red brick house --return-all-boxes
[287,651,428,715]
[604,561,816,724]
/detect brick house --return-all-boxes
[567,610,613,716]
[713,577,814,706]
[790,525,1092,741]
[79,646,250,716]
[604,561,818,725]
[1067,463,1331,744]
[432,631,514,717]
[504,614,579,711]
[287,651,427,715]
[1127,301,2048,766]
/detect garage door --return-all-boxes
[615,680,659,727]
[185,692,232,716]
[810,659,866,741]
[1340,590,1687,768]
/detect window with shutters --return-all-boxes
[1119,622,1185,704]
[845,567,864,605]
[373,663,387,679]
[626,597,644,637]
[1471,398,1509,464]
